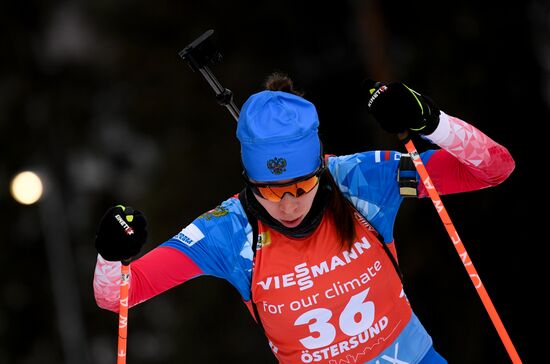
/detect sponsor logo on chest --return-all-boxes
[257,236,373,291]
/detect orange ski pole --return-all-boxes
[117,263,130,364]
[400,134,522,364]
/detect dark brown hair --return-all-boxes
[264,72,304,96]
[323,170,357,249]
[264,72,357,249]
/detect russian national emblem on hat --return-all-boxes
[267,157,287,175]
[237,90,321,181]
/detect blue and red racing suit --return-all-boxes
[94,112,514,363]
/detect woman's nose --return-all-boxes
[279,193,298,214]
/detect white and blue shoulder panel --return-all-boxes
[161,196,255,300]
[327,151,405,243]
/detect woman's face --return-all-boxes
[254,184,319,228]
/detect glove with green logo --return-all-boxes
[364,79,440,135]
[95,205,147,262]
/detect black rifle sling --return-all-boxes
[238,190,264,330]
[398,153,418,198]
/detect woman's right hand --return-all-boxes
[94,205,148,262]
[364,79,440,135]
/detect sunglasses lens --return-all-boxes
[255,187,284,202]
[255,175,319,202]
[296,175,319,194]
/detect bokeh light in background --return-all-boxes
[10,171,43,205]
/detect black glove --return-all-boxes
[364,79,440,135]
[95,205,147,262]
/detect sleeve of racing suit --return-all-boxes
[418,111,515,197]
[93,196,252,313]
[93,246,203,313]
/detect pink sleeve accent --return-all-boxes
[93,255,122,312]
[93,247,203,313]
[418,112,515,197]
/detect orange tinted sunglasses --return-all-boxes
[244,167,325,202]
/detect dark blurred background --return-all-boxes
[1,1,545,363]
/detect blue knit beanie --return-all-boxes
[236,91,321,182]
